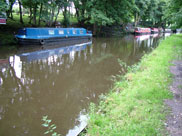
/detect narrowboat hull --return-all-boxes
[134,32,151,35]
[151,31,159,34]
[151,29,159,34]
[16,36,92,45]
[134,27,151,35]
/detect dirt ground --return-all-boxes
[165,60,182,136]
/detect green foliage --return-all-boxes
[62,13,70,27]
[89,9,113,26]
[133,0,168,27]
[0,33,16,45]
[162,0,182,28]
[0,0,8,18]
[62,0,71,27]
[20,0,71,26]
[74,0,134,26]
[4,0,180,28]
[42,115,61,136]
[170,0,182,28]
[117,59,128,73]
[2,0,182,29]
[86,35,182,136]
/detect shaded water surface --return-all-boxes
[0,34,164,136]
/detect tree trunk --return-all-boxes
[7,2,14,19]
[7,0,12,18]
[29,7,33,24]
[63,6,69,27]
[10,9,13,19]
[93,23,97,36]
[134,13,137,27]
[9,5,14,19]
[38,3,43,26]
[134,13,140,27]
[18,0,24,24]
[75,8,79,19]
[69,6,71,18]
[54,6,61,23]
[33,4,37,26]
[50,8,55,27]
[45,6,50,26]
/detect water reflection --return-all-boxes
[0,35,162,136]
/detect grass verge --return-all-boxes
[86,34,182,136]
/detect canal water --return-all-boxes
[0,34,167,136]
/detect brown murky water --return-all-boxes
[0,34,167,136]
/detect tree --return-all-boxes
[133,0,149,27]
[62,0,71,27]
[0,0,8,18]
[132,0,168,28]
[154,1,167,27]
[18,0,24,24]
[73,0,135,34]
[22,0,63,26]
[169,0,182,27]
[22,0,33,24]
[54,0,64,24]
[7,0,16,19]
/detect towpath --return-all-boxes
[165,60,182,136]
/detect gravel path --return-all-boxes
[165,61,182,136]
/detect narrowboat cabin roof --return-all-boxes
[16,28,92,40]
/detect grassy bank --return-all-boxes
[86,34,182,136]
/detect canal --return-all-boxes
[0,34,168,136]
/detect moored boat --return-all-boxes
[173,29,182,33]
[151,28,159,33]
[134,27,151,35]
[0,18,6,24]
[164,29,172,33]
[15,28,92,45]
[158,28,164,33]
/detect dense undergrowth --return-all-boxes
[86,34,182,136]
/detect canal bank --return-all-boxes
[86,34,182,136]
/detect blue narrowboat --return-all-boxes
[15,28,92,45]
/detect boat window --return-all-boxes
[49,30,54,35]
[18,29,26,35]
[80,30,84,34]
[59,30,64,34]
[67,30,70,34]
[73,30,76,34]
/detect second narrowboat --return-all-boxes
[134,27,151,35]
[151,28,159,33]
